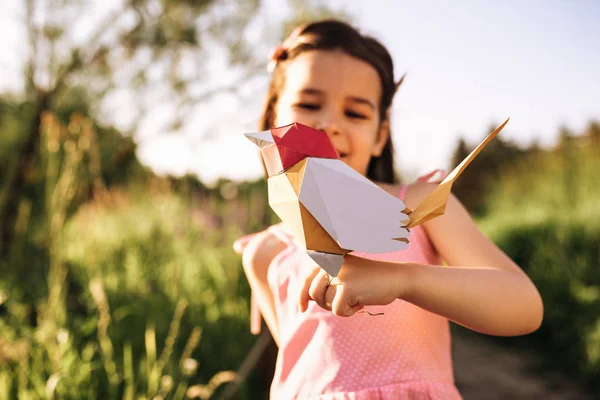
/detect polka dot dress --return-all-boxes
[266,184,463,400]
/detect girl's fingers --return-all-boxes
[331,286,362,317]
[324,283,336,310]
[308,270,331,311]
[298,267,320,312]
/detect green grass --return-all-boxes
[0,188,262,399]
[0,110,272,399]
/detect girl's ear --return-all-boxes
[372,110,391,157]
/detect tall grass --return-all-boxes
[0,113,259,399]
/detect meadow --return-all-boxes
[0,112,598,398]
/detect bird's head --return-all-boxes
[244,123,339,177]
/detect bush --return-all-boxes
[487,218,600,389]
[476,142,600,393]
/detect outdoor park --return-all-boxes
[0,1,598,399]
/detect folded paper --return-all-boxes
[245,119,509,277]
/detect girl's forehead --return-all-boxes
[282,50,381,102]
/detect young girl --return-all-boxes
[234,19,543,399]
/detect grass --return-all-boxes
[0,111,266,398]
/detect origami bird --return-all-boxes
[244,120,509,278]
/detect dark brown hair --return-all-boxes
[259,19,403,184]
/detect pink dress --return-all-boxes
[263,183,463,400]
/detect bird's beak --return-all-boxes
[244,130,275,148]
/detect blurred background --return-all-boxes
[0,0,598,399]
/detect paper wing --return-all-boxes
[298,158,410,254]
[407,118,510,228]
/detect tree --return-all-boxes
[449,125,525,215]
[586,120,600,148]
[0,0,346,255]
[449,137,479,212]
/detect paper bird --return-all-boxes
[244,119,509,277]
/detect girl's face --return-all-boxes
[274,50,390,177]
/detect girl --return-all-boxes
[234,19,543,399]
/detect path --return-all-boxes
[452,328,592,399]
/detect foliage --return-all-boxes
[0,102,148,300]
[476,132,600,393]
[449,124,526,216]
[0,111,270,398]
[1,0,260,257]
[0,0,342,260]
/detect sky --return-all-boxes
[1,1,599,184]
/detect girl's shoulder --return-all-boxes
[377,181,438,211]
[404,181,439,210]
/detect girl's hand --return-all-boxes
[298,255,411,317]
[233,233,259,255]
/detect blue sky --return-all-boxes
[1,1,599,183]
[347,0,600,176]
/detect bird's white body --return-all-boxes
[298,158,410,254]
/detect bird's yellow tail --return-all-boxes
[406,118,510,228]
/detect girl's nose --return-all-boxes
[315,120,341,137]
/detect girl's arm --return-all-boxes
[298,182,544,337]
[237,231,287,345]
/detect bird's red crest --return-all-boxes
[262,123,339,176]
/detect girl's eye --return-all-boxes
[295,103,320,110]
[345,110,367,119]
